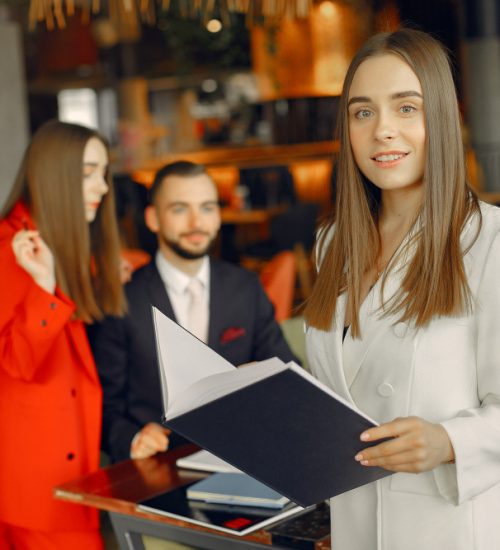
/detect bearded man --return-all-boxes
[90,161,296,462]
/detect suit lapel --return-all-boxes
[144,262,177,321]
[207,258,224,349]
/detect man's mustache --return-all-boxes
[180,231,211,238]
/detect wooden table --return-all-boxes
[54,445,331,550]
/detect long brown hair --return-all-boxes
[2,119,126,322]
[303,28,480,336]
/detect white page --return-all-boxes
[152,307,235,412]
[176,449,242,473]
[167,358,286,419]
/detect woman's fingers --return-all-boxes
[11,230,56,293]
[13,230,48,265]
[356,444,430,471]
[360,416,416,442]
[356,417,454,473]
[12,230,37,256]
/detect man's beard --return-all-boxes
[161,233,217,260]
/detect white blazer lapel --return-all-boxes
[330,292,351,398]
[343,264,405,390]
[306,293,352,401]
[343,284,384,389]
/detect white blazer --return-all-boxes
[305,202,500,550]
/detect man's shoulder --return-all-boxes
[123,261,161,304]
[210,257,259,284]
[127,261,157,287]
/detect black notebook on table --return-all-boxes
[152,307,392,508]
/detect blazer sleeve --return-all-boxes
[0,241,74,382]
[440,229,500,504]
[88,315,141,462]
[250,277,299,364]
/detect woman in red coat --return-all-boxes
[0,120,126,549]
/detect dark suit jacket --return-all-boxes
[89,257,297,462]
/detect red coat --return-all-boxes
[0,202,102,531]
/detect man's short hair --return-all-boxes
[149,161,209,204]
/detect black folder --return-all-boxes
[153,307,392,508]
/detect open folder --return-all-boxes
[152,307,391,507]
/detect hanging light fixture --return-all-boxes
[27,0,314,31]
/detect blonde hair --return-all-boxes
[303,28,480,336]
[2,119,126,322]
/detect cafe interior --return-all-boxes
[2,0,499,329]
[1,0,499,548]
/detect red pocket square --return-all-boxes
[220,326,246,345]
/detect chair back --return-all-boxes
[259,251,296,322]
[121,248,151,272]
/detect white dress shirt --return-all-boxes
[155,251,210,331]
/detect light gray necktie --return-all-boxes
[186,278,208,343]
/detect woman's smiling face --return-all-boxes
[348,53,426,196]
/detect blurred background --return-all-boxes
[0,0,499,313]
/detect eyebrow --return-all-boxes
[347,90,423,107]
[167,200,219,207]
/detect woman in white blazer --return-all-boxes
[304,28,500,550]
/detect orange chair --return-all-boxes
[121,247,151,273]
[259,251,296,322]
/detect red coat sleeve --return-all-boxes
[0,226,75,382]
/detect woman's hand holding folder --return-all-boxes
[354,416,455,472]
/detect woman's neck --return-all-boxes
[376,185,423,275]
[379,185,423,228]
